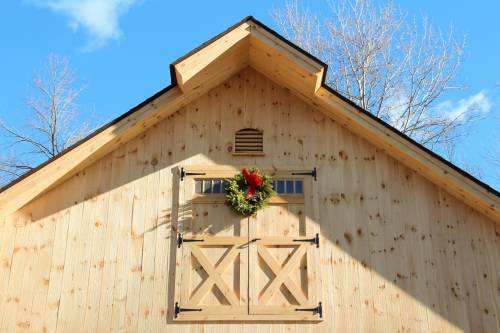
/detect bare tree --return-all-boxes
[273,0,477,158]
[0,55,92,185]
[486,87,500,184]
[484,131,499,185]
[488,153,500,183]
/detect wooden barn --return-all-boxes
[0,16,499,332]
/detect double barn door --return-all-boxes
[173,166,322,321]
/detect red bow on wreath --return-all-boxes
[242,169,263,200]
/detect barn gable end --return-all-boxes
[0,16,498,223]
[0,16,499,332]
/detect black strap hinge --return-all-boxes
[292,167,317,181]
[293,233,320,248]
[174,302,202,318]
[177,233,205,248]
[295,302,323,318]
[180,167,206,181]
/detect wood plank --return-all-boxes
[42,203,71,332]
[123,133,149,332]
[64,160,102,331]
[0,220,29,332]
[136,123,165,333]
[109,139,141,332]
[335,126,363,332]
[0,215,16,329]
[373,152,404,332]
[479,213,500,333]
[82,156,112,333]
[21,197,57,332]
[13,210,42,332]
[414,175,454,332]
[150,119,174,329]
[362,144,391,332]
[95,145,132,332]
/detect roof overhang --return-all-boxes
[172,20,325,98]
[0,16,499,224]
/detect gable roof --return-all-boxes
[0,16,499,223]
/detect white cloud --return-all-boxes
[434,90,492,122]
[33,0,138,50]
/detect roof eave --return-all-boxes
[0,16,498,224]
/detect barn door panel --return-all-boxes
[248,176,322,320]
[173,166,321,321]
[174,173,248,320]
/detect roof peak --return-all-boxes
[171,16,326,96]
[0,16,498,223]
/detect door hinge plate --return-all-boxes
[177,233,205,248]
[293,233,320,248]
[292,167,317,180]
[180,167,206,181]
[174,302,202,318]
[295,302,323,318]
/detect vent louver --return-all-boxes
[234,128,264,154]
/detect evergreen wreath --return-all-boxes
[225,168,274,216]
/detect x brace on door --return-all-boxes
[175,236,247,316]
[175,236,322,318]
[257,244,308,305]
[188,244,240,306]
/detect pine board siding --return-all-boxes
[0,68,499,332]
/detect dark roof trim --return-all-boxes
[169,16,328,73]
[320,84,500,197]
[1,16,498,200]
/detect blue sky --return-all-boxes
[0,0,498,189]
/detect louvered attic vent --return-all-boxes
[234,128,264,155]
